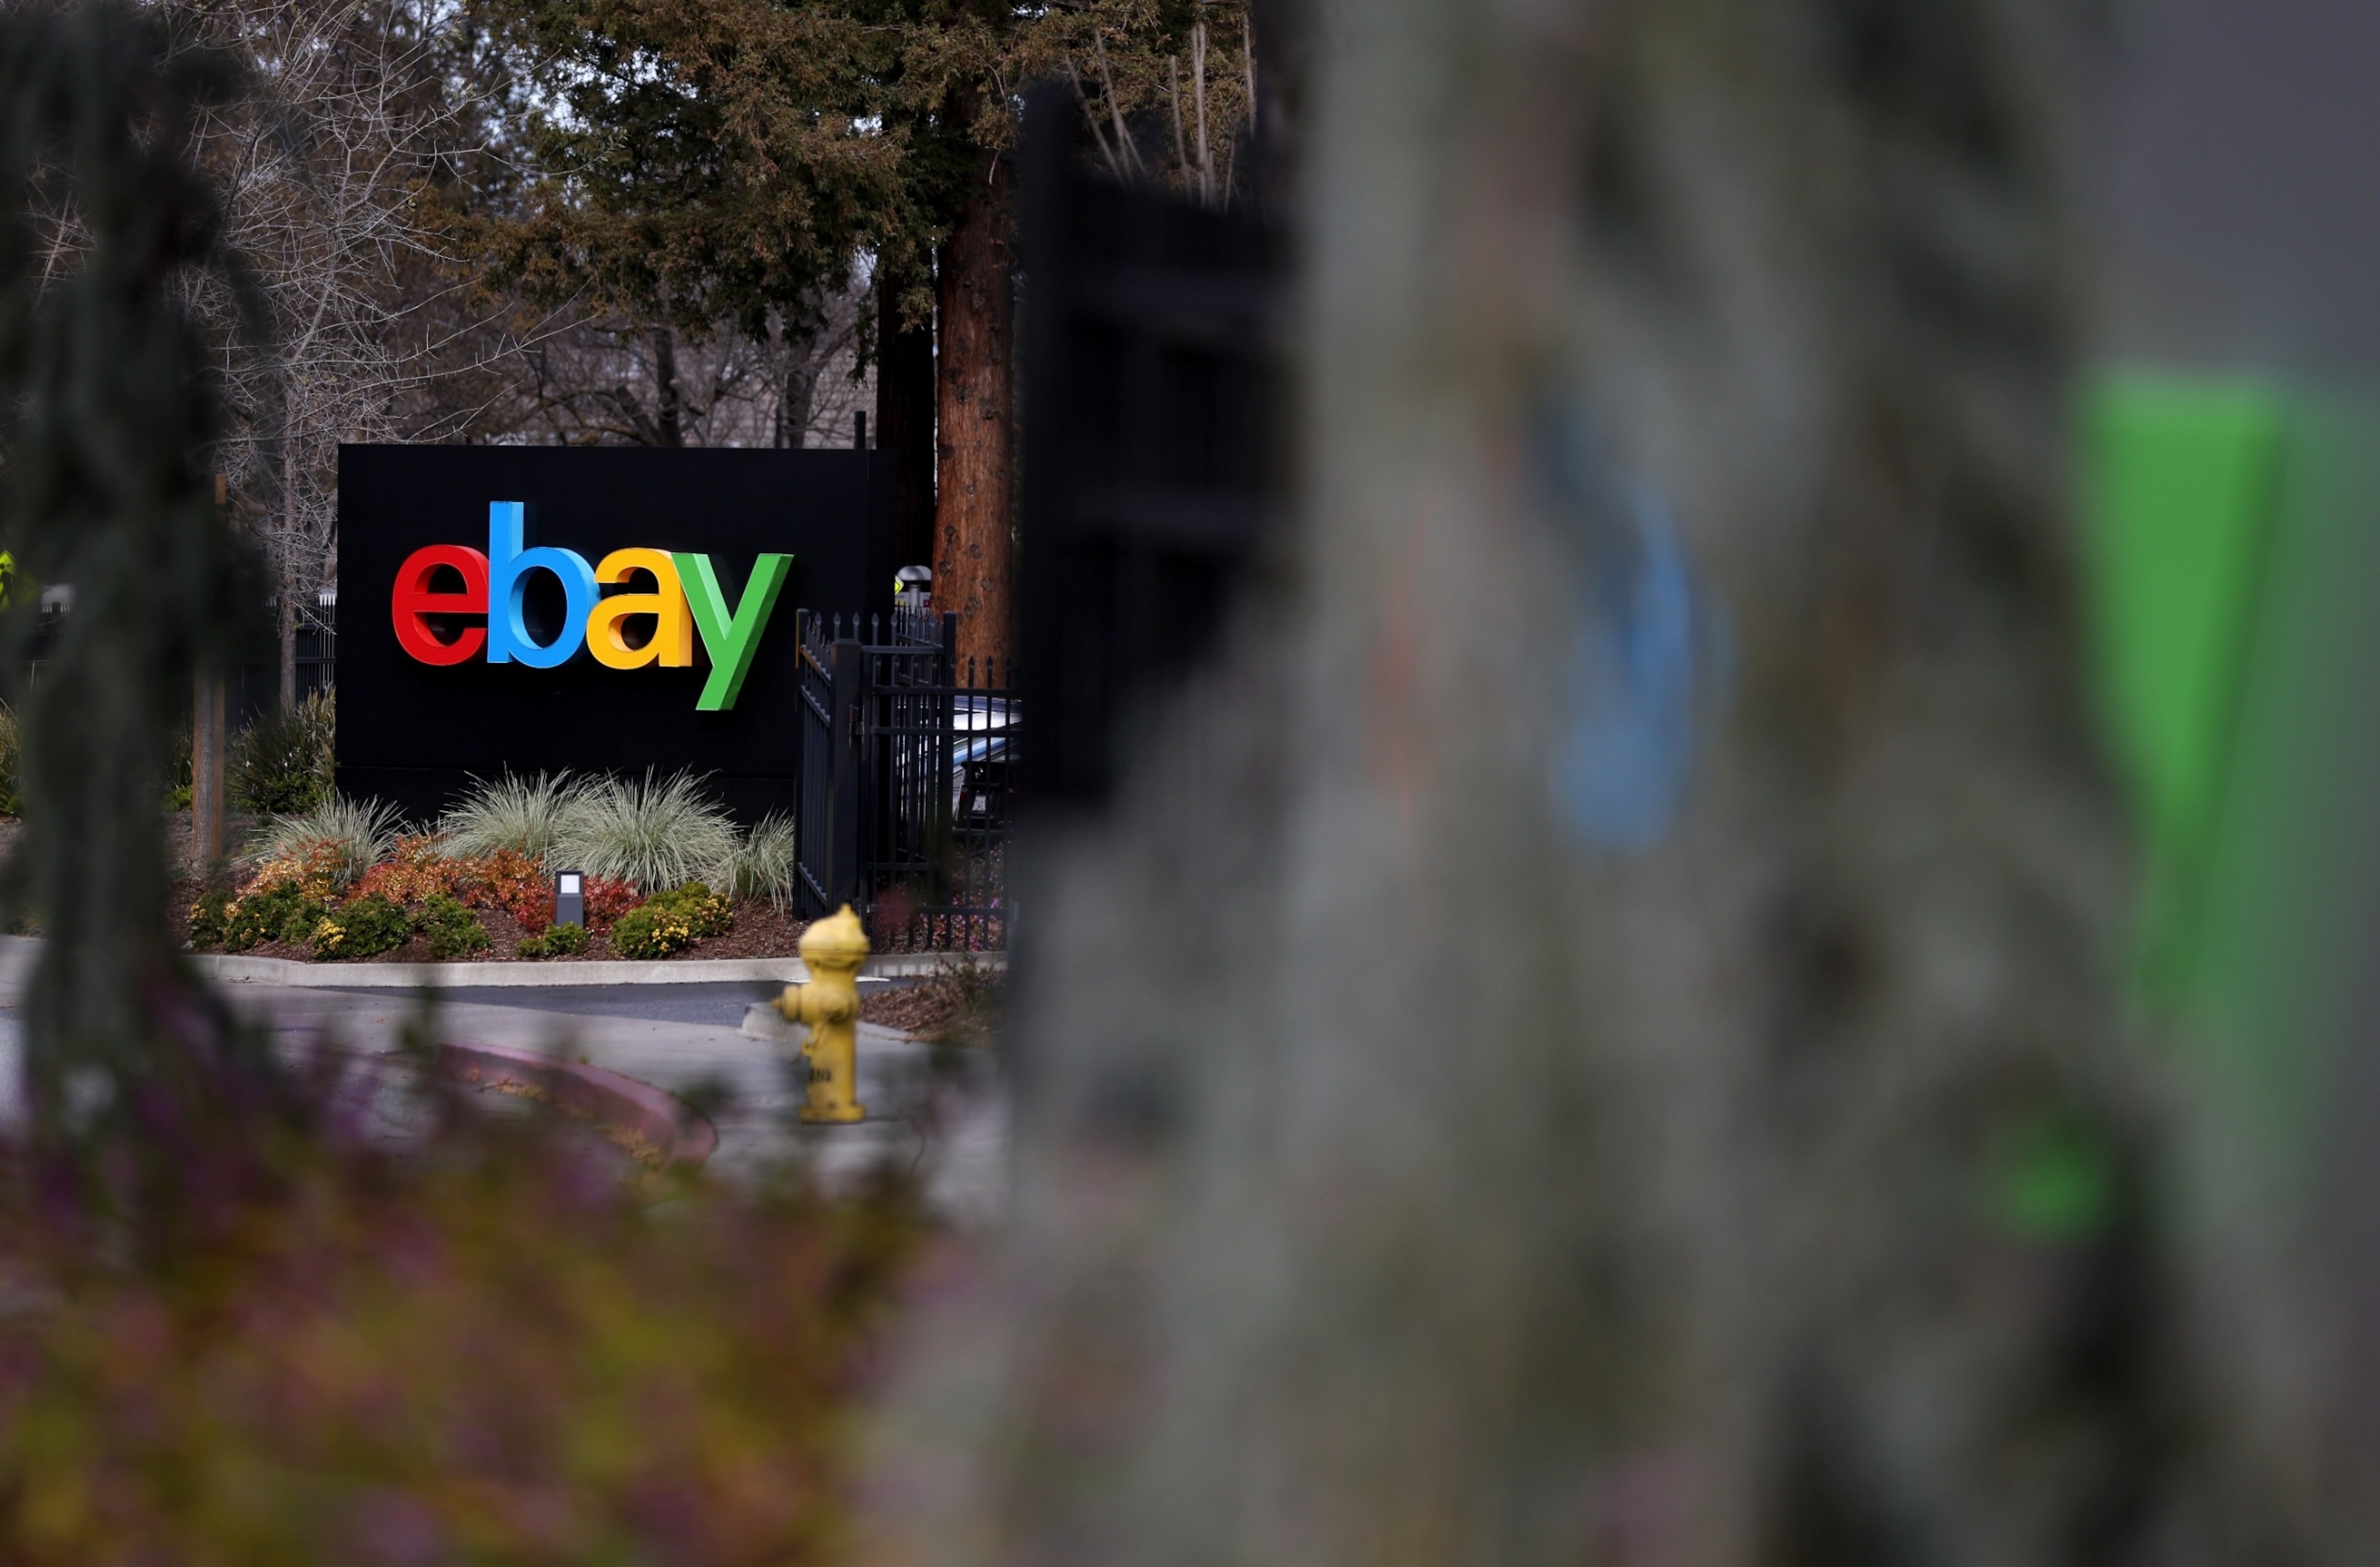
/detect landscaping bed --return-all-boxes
[172,881,810,963]
[174,772,825,965]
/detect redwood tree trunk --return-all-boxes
[933,125,1013,679]
[876,265,937,570]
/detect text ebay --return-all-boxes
[391,503,792,711]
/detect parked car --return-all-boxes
[952,696,1018,828]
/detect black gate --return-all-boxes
[795,607,1016,950]
[1016,86,1284,812]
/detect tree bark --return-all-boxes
[860,2,2313,1562]
[933,112,1013,679]
[277,442,298,709]
[777,332,819,448]
[877,265,938,572]
[651,324,683,447]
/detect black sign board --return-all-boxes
[337,445,894,823]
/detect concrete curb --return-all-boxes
[187,948,1002,989]
[437,1040,720,1170]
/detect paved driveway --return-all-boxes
[0,944,1008,1226]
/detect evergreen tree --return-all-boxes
[483,0,1254,668]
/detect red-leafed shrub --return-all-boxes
[510,871,640,936]
[585,874,640,932]
[446,848,556,932]
[355,836,464,905]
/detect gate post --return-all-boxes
[828,637,866,910]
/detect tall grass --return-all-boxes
[437,771,577,861]
[250,795,408,885]
[717,813,800,909]
[553,770,738,892]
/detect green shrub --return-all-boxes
[310,892,411,960]
[229,689,336,815]
[649,880,733,937]
[223,880,328,952]
[609,902,698,960]
[607,882,731,960]
[555,770,737,892]
[416,893,490,959]
[250,796,407,887]
[516,921,590,959]
[719,813,798,909]
[187,888,232,950]
[438,771,576,861]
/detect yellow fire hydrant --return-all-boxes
[775,904,868,1123]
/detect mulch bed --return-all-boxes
[855,964,1004,1044]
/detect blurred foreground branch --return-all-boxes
[0,3,265,1160]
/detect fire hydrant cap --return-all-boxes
[797,904,871,971]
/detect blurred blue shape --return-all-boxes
[1534,393,1712,852]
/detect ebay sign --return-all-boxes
[339,445,893,825]
[393,502,792,710]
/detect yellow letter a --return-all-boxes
[587,548,693,668]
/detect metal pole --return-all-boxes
[828,637,865,909]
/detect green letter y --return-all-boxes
[676,552,793,710]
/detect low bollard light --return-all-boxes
[773,904,868,1123]
[554,871,585,928]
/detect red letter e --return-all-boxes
[392,545,490,665]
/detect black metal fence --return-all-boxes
[795,606,1016,951]
[251,595,337,716]
[17,593,335,722]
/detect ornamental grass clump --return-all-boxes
[436,771,576,861]
[720,813,800,909]
[554,770,737,892]
[251,795,407,887]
